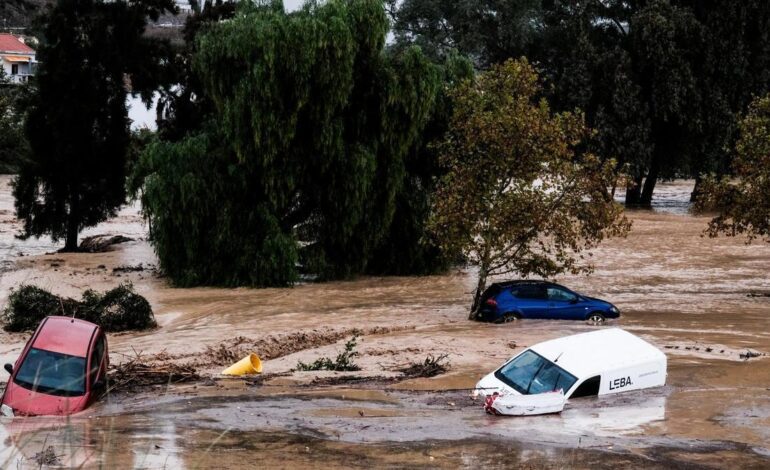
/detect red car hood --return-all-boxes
[2,381,89,416]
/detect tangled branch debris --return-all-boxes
[2,283,156,332]
[109,353,199,391]
[200,326,412,367]
[399,354,450,379]
[739,350,765,360]
[33,446,60,466]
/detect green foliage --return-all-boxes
[296,335,361,372]
[155,0,238,142]
[0,88,29,174]
[13,0,175,251]
[366,51,474,275]
[391,0,770,205]
[138,130,298,286]
[0,73,30,174]
[389,0,541,67]
[696,95,770,243]
[2,283,156,332]
[137,0,454,285]
[428,59,631,310]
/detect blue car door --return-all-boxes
[512,285,549,318]
[546,287,586,320]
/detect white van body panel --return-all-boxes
[489,390,566,416]
[475,328,667,399]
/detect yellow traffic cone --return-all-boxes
[221,353,262,376]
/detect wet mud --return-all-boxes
[1,176,769,468]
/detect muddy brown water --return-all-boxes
[0,176,769,468]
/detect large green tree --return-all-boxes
[392,0,770,206]
[428,59,630,313]
[13,0,174,251]
[696,95,770,243]
[389,0,542,67]
[137,0,451,286]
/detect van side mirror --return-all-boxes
[3,364,12,375]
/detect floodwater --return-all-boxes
[0,176,769,468]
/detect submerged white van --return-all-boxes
[475,328,667,405]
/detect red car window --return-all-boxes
[89,336,106,384]
[14,348,86,397]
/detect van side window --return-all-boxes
[570,375,601,398]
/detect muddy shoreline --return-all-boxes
[1,176,769,468]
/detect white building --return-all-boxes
[0,34,36,84]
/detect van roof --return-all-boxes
[530,328,665,380]
[32,316,99,358]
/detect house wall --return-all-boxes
[1,56,35,83]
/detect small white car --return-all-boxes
[475,328,666,414]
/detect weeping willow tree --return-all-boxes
[136,0,447,286]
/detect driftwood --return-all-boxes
[79,235,133,253]
[398,354,450,379]
[108,351,199,392]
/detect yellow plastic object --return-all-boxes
[221,353,262,376]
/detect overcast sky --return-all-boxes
[284,0,304,11]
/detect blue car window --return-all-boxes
[547,287,577,302]
[14,348,86,397]
[516,286,546,299]
[495,350,578,395]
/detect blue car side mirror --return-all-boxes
[570,298,580,304]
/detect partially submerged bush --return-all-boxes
[1,286,80,332]
[84,284,155,332]
[2,283,157,332]
[296,336,361,372]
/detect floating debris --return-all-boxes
[398,354,450,379]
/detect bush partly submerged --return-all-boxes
[2,283,157,332]
[296,336,361,372]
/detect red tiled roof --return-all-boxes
[0,34,35,54]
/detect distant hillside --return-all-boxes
[2,0,186,42]
[0,0,50,30]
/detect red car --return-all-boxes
[1,316,109,416]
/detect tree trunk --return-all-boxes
[63,197,79,252]
[625,175,643,206]
[470,266,489,320]
[690,175,702,203]
[640,160,660,207]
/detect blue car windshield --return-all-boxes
[14,348,86,397]
[494,350,577,395]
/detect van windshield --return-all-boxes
[494,350,577,395]
[14,348,86,397]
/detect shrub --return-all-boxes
[1,286,79,332]
[2,283,157,333]
[296,336,361,372]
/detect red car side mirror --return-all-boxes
[3,363,12,375]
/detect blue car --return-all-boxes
[474,280,620,323]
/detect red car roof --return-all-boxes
[0,34,35,54]
[32,317,98,358]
